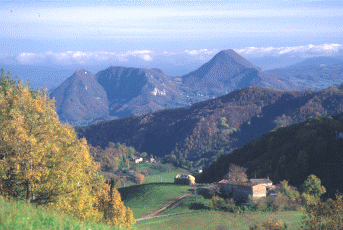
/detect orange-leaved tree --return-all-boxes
[0,70,135,228]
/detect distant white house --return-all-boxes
[134,158,143,164]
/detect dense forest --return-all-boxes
[198,113,343,200]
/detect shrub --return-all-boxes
[209,196,226,210]
[249,196,268,212]
[189,202,209,210]
[268,194,288,212]
[133,173,145,184]
[209,196,235,212]
[249,218,288,230]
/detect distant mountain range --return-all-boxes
[49,49,298,125]
[267,56,343,91]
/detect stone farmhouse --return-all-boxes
[217,177,273,202]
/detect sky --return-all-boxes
[0,0,342,70]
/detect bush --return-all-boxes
[133,173,145,184]
[267,194,288,212]
[249,218,288,230]
[209,196,235,212]
[209,196,226,210]
[249,197,268,212]
[189,202,209,210]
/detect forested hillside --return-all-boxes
[198,113,343,199]
[76,83,343,168]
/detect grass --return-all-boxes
[134,162,191,184]
[0,196,118,230]
[144,170,190,184]
[135,210,306,230]
[118,183,192,219]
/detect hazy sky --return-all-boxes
[0,0,342,66]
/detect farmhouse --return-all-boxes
[217,179,268,202]
[174,174,196,185]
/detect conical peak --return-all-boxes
[210,49,260,70]
[74,69,92,76]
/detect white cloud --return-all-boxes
[11,50,155,64]
[235,44,343,57]
[1,43,342,65]
[184,49,218,55]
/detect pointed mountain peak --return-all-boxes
[73,69,93,78]
[211,49,260,70]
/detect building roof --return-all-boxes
[249,178,273,184]
[218,179,263,188]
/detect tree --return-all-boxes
[224,163,248,182]
[302,174,326,199]
[279,180,300,202]
[0,70,135,227]
[301,192,343,229]
[134,172,145,184]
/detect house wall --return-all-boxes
[220,183,266,201]
[233,188,254,201]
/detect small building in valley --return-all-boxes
[174,174,196,185]
[134,158,143,164]
[218,179,268,202]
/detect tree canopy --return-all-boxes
[0,70,135,228]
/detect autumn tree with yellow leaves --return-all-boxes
[0,70,135,228]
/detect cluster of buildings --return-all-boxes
[132,157,155,164]
[173,173,276,203]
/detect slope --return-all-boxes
[267,57,343,91]
[49,69,110,125]
[76,83,343,167]
[182,49,296,95]
[198,113,343,200]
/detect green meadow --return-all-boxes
[134,210,305,230]
[0,196,118,230]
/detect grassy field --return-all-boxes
[0,196,118,230]
[144,170,190,184]
[134,162,191,184]
[135,210,306,230]
[118,182,307,230]
[118,183,192,219]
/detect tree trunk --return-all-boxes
[26,181,32,203]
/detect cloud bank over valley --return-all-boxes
[1,43,342,68]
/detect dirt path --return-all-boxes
[137,192,192,221]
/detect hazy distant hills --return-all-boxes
[50,49,299,125]
[267,56,343,91]
[95,66,189,118]
[76,83,343,167]
[50,66,192,125]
